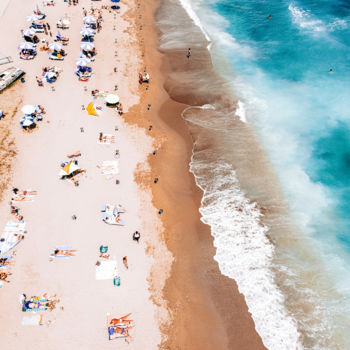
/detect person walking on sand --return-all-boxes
[123,256,128,269]
[186,48,191,59]
[133,231,140,243]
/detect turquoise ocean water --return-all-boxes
[176,0,350,348]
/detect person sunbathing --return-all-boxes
[0,272,11,282]
[0,257,10,266]
[53,249,76,256]
[24,300,48,309]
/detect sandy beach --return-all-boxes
[0,0,264,349]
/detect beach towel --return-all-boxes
[102,215,125,226]
[51,245,73,258]
[96,260,118,280]
[21,315,43,326]
[12,190,37,202]
[0,221,26,256]
[101,160,118,175]
[97,134,115,144]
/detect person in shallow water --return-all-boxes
[186,48,191,59]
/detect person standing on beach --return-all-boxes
[133,231,140,243]
[186,48,191,59]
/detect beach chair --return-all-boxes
[107,314,133,340]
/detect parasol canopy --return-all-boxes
[80,28,94,36]
[48,42,63,51]
[57,19,70,25]
[111,0,121,2]
[83,16,97,24]
[59,162,81,177]
[18,42,35,50]
[105,94,119,105]
[23,28,36,36]
[76,58,90,66]
[21,105,36,115]
[20,116,35,126]
[80,42,94,51]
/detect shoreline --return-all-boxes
[124,0,266,348]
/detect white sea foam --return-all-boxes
[189,159,303,350]
[177,0,212,43]
[235,100,247,123]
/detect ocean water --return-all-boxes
[156,0,350,349]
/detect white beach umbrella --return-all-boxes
[23,28,36,36]
[105,94,119,105]
[18,42,35,50]
[76,58,90,66]
[21,105,36,115]
[26,14,40,22]
[80,42,94,51]
[48,42,63,51]
[80,28,94,36]
[20,116,35,126]
[83,16,97,24]
[57,19,70,25]
[59,162,80,176]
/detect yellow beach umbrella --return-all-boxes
[86,102,98,116]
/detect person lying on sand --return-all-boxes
[53,249,76,256]
[0,257,10,266]
[0,272,11,282]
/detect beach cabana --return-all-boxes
[48,42,63,51]
[80,28,95,37]
[18,42,35,51]
[80,42,94,51]
[105,94,119,107]
[76,58,90,66]
[83,16,97,24]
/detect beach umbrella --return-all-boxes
[105,94,119,105]
[111,0,120,2]
[57,18,70,25]
[20,116,35,126]
[21,105,36,115]
[80,28,94,36]
[26,14,40,22]
[80,42,94,51]
[18,42,35,50]
[48,42,63,51]
[83,16,97,24]
[86,102,99,116]
[23,28,36,36]
[59,162,80,177]
[76,58,90,66]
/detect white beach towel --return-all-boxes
[0,221,26,256]
[21,315,42,326]
[101,160,118,175]
[95,260,118,280]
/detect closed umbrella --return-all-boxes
[21,105,36,115]
[48,42,63,51]
[18,42,35,50]
[23,28,36,36]
[105,94,119,105]
[26,14,40,22]
[80,42,94,51]
[76,58,90,66]
[83,16,97,24]
[80,28,94,36]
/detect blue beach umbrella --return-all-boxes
[111,0,120,3]
[20,116,34,126]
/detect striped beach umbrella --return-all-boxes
[76,58,90,66]
[18,42,35,50]
[80,42,94,51]
[48,42,63,51]
[20,116,35,126]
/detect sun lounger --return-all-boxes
[67,151,81,158]
[101,204,125,215]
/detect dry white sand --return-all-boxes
[0,0,170,348]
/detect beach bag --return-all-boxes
[113,276,120,286]
[100,245,108,253]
